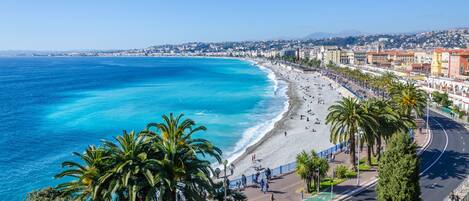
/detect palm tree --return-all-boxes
[390,82,427,118]
[377,72,398,97]
[359,100,379,166]
[326,97,377,170]
[99,131,161,201]
[145,113,222,201]
[55,145,112,201]
[296,150,329,193]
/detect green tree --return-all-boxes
[326,97,377,170]
[390,82,427,118]
[377,132,421,201]
[432,91,452,108]
[359,100,379,166]
[55,146,112,200]
[52,113,223,201]
[296,150,329,193]
[366,98,415,161]
[99,131,161,201]
[145,113,222,201]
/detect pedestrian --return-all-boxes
[260,178,265,192]
[241,174,247,189]
[284,131,287,136]
[270,193,275,201]
[255,172,260,184]
[266,168,272,180]
[265,181,269,193]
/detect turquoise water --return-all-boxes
[0,57,288,200]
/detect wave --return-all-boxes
[224,61,290,164]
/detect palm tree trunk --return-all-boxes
[367,144,372,166]
[350,133,357,171]
[376,137,382,161]
[306,178,312,193]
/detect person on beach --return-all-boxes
[255,172,260,184]
[284,131,287,136]
[266,168,272,180]
[241,174,247,189]
[265,181,269,193]
[260,178,265,192]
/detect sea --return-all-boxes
[0,57,288,200]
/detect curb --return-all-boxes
[332,122,434,201]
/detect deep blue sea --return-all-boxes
[0,57,288,200]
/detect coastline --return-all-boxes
[229,58,344,178]
[224,62,290,164]
[228,59,296,165]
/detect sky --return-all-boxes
[1,0,469,51]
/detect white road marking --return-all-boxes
[420,118,449,176]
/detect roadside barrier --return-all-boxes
[228,142,348,188]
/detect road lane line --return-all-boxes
[419,117,449,176]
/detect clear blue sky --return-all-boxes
[1,0,468,50]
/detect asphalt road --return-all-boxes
[345,110,469,201]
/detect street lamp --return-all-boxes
[427,93,430,133]
[330,168,335,201]
[317,168,320,194]
[357,130,362,186]
[215,160,235,201]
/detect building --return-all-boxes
[367,50,414,67]
[340,51,354,64]
[408,63,431,73]
[432,49,469,77]
[449,52,469,79]
[367,52,390,67]
[353,51,367,65]
[324,49,341,64]
[391,51,414,65]
[318,46,339,61]
[414,51,432,64]
[279,49,297,58]
[431,49,445,76]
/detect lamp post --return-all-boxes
[357,130,362,186]
[317,168,320,194]
[427,93,430,133]
[426,75,430,134]
[331,169,335,200]
[215,160,235,201]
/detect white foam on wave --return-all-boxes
[223,61,290,164]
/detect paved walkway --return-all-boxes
[241,69,430,201]
[241,130,428,201]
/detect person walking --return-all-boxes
[260,178,265,192]
[255,171,260,184]
[241,174,247,189]
[266,168,272,181]
[270,193,275,201]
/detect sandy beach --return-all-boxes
[230,58,354,178]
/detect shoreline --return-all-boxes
[229,58,345,178]
[228,59,297,165]
[224,61,291,164]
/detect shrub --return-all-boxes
[335,165,348,179]
[26,187,68,201]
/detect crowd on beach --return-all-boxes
[226,59,352,199]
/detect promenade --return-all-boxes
[239,63,430,200]
[241,128,428,201]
